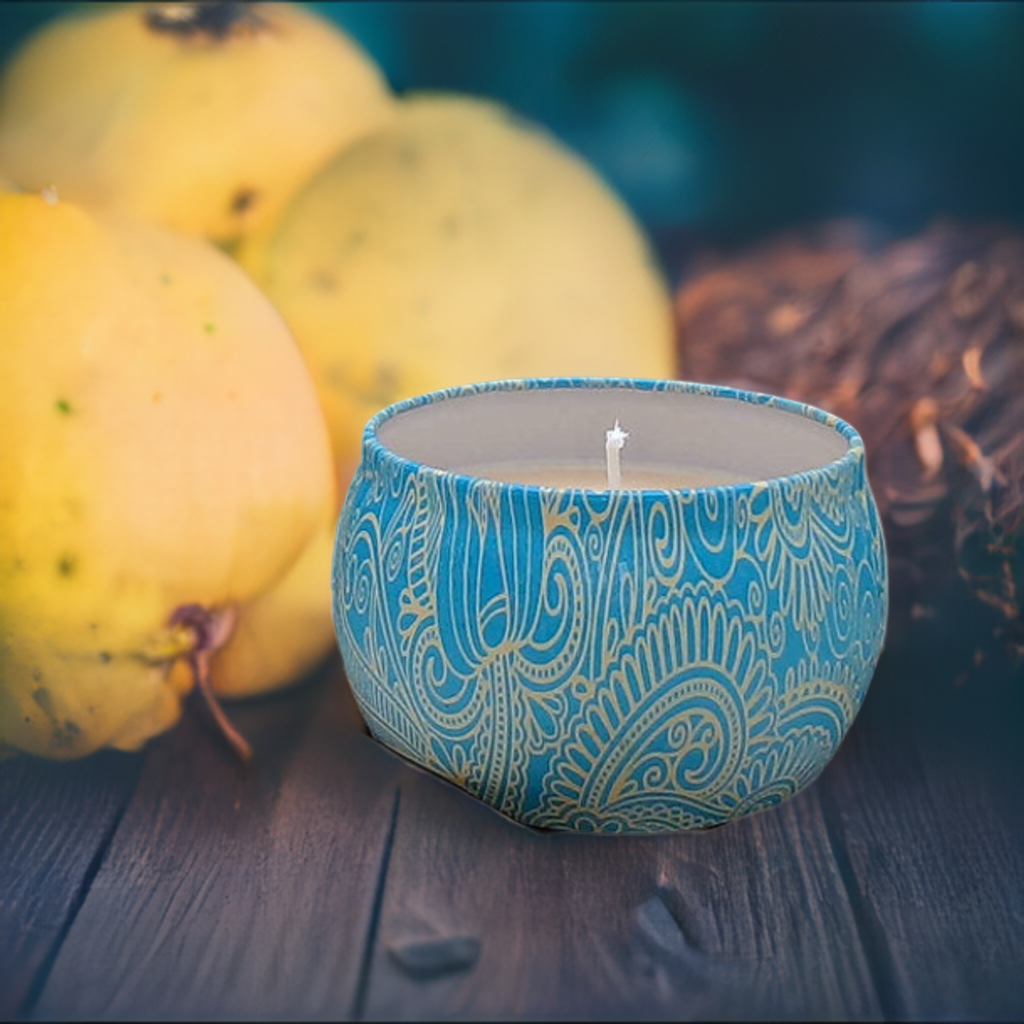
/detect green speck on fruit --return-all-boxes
[204,322,216,333]
[56,399,73,415]
[57,554,77,578]
[161,273,172,285]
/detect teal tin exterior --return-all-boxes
[333,379,888,833]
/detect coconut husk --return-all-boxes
[674,218,1024,676]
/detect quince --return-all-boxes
[239,94,677,477]
[0,190,334,758]
[0,2,395,245]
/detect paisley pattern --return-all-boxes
[333,379,887,833]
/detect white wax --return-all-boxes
[379,387,850,482]
[456,461,751,490]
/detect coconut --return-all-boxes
[675,219,1024,679]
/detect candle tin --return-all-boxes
[332,379,888,833]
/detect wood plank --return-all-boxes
[816,649,1024,1020]
[359,738,882,1019]
[32,658,403,1021]
[11,647,1020,1020]
[0,748,144,1020]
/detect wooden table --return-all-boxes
[3,637,1023,1021]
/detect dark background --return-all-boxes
[3,1,1024,264]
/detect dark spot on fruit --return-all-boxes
[230,188,258,215]
[56,399,73,415]
[308,268,338,292]
[57,555,77,577]
[89,622,98,631]
[441,216,460,239]
[13,559,24,571]
[32,669,42,683]
[99,651,112,663]
[161,273,172,285]
[51,720,81,749]
[24,716,30,724]
[32,687,56,718]
[204,322,216,333]
[398,144,419,167]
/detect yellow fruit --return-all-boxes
[0,190,335,758]
[239,93,677,474]
[0,2,394,244]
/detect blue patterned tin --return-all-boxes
[332,379,887,833]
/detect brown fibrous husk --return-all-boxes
[675,218,1024,671]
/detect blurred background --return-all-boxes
[4,0,1024,278]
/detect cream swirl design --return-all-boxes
[333,379,887,833]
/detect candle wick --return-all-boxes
[606,419,628,489]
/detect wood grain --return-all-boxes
[358,741,881,1020]
[5,653,1023,1021]
[0,748,144,1020]
[816,650,1024,1020]
[32,659,402,1021]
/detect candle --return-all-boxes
[334,378,888,835]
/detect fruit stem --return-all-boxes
[144,3,266,42]
[170,604,252,764]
